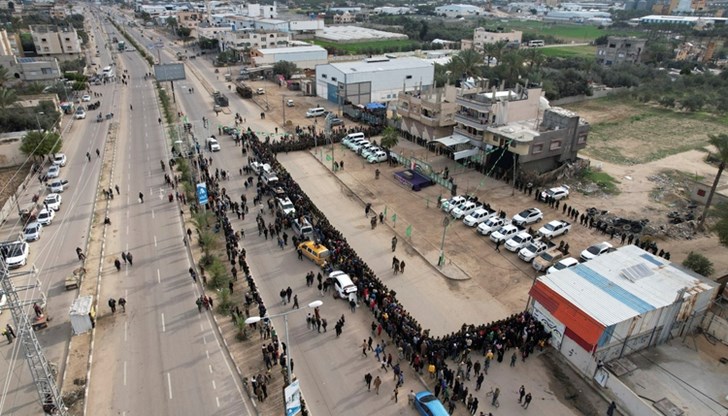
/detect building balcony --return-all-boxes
[456,95,493,113]
[454,125,484,142]
[454,113,490,130]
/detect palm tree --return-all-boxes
[380,126,399,150]
[700,133,728,229]
[450,49,484,79]
[0,65,9,87]
[0,87,17,112]
[521,48,545,72]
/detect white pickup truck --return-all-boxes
[518,240,552,262]
[505,231,535,252]
[491,225,520,244]
[538,220,571,239]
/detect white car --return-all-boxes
[351,140,371,153]
[490,224,520,243]
[361,146,381,159]
[367,151,388,164]
[46,165,60,179]
[512,208,543,227]
[451,201,481,219]
[463,207,496,227]
[2,241,30,268]
[82,94,92,102]
[74,109,86,119]
[345,138,366,149]
[518,240,549,262]
[477,216,509,236]
[23,222,43,241]
[442,196,470,213]
[44,193,62,210]
[547,257,580,275]
[206,137,220,152]
[356,143,374,156]
[53,153,67,167]
[541,185,570,201]
[505,232,535,252]
[36,208,55,225]
[580,242,615,262]
[47,179,69,193]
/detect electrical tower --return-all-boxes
[0,255,68,415]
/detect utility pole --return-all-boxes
[0,256,68,415]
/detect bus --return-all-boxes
[528,40,545,47]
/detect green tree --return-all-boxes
[681,94,705,112]
[0,65,8,86]
[20,131,62,159]
[449,48,484,79]
[713,202,728,247]
[380,126,399,149]
[700,134,728,229]
[273,61,299,80]
[0,87,17,111]
[681,251,714,277]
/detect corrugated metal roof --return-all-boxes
[327,57,432,75]
[257,45,327,55]
[537,245,715,326]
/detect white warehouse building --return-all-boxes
[315,57,434,105]
[250,45,328,69]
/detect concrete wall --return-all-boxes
[702,311,728,344]
[0,136,28,168]
[550,87,624,106]
[604,373,661,416]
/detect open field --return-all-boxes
[312,38,420,54]
[496,20,643,42]
[540,45,596,58]
[564,97,728,165]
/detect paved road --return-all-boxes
[85,13,251,416]
[0,13,122,415]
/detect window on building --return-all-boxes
[41,38,47,42]
[532,144,543,154]
[406,75,412,79]
[65,37,71,41]
[549,141,562,150]
[41,67,54,74]
[331,77,337,81]
[321,74,327,79]
[577,135,587,144]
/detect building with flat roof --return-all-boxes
[596,36,647,66]
[315,25,407,42]
[30,25,82,60]
[397,85,458,142]
[528,244,716,377]
[315,56,434,105]
[0,29,21,56]
[218,30,290,53]
[251,45,328,69]
[434,4,484,18]
[464,28,522,51]
[637,15,728,26]
[0,55,61,82]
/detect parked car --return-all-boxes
[53,153,67,167]
[206,137,221,152]
[367,151,388,163]
[518,240,551,262]
[329,116,344,126]
[477,216,509,236]
[23,222,43,242]
[440,195,467,213]
[46,165,60,179]
[547,257,580,274]
[538,220,571,239]
[47,179,69,193]
[505,232,535,252]
[580,242,615,262]
[541,185,570,201]
[44,193,62,211]
[361,146,381,160]
[490,224,520,243]
[36,208,55,225]
[463,207,496,227]
[533,247,565,272]
[82,94,92,102]
[451,201,481,219]
[74,109,86,119]
[351,140,371,153]
[413,391,449,416]
[256,88,265,95]
[2,241,29,268]
[512,208,543,226]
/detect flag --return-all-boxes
[326,154,332,161]
[384,206,388,216]
[406,225,412,237]
[391,213,397,222]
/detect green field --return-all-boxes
[494,20,643,42]
[540,45,597,59]
[312,39,420,54]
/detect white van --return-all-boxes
[329,271,358,300]
[292,217,314,240]
[306,107,326,118]
[342,132,365,146]
[206,137,220,152]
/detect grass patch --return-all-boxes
[540,45,596,59]
[312,38,420,54]
[581,168,620,195]
[496,20,643,42]
[564,97,728,165]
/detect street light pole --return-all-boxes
[438,215,450,267]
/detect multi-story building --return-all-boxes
[0,29,21,56]
[434,4,484,18]
[30,25,82,60]
[176,11,201,29]
[0,56,61,82]
[251,45,328,69]
[333,11,355,24]
[218,30,291,53]
[396,85,457,142]
[596,36,647,66]
[469,28,522,50]
[453,83,589,172]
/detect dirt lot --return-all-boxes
[564,97,728,165]
[0,165,33,218]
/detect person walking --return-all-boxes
[139,192,144,203]
[391,236,398,252]
[491,387,500,406]
[292,294,299,309]
[391,386,399,403]
[361,339,368,357]
[373,376,382,394]
[607,401,617,416]
[399,260,405,274]
[108,298,117,314]
[86,152,91,162]
[5,324,16,340]
[2,328,13,344]
[196,297,203,312]
[364,372,373,391]
[114,258,121,271]
[522,392,532,409]
[365,203,371,217]
[126,252,133,266]
[121,252,127,264]
[118,297,127,312]
[518,385,526,403]
[494,239,502,253]
[33,302,43,317]
[115,184,120,195]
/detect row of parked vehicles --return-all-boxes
[341,132,389,164]
[440,191,615,275]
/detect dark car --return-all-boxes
[414,391,449,416]
[329,117,344,126]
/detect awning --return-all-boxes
[431,134,470,147]
[453,147,480,160]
